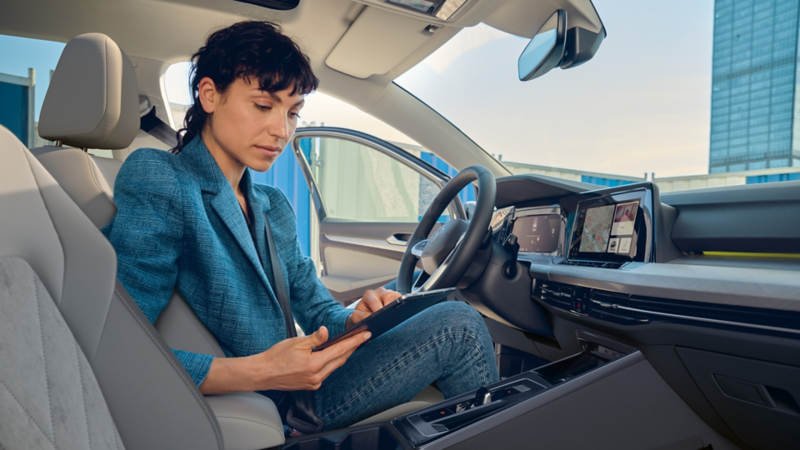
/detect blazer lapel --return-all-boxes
[180,137,275,300]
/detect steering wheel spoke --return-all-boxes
[410,239,429,258]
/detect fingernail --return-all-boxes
[364,332,372,341]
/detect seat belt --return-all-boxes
[264,212,325,434]
[140,106,178,148]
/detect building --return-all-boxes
[709,0,800,173]
[0,69,36,147]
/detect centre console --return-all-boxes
[282,331,641,450]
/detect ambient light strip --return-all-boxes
[703,251,800,259]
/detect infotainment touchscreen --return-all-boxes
[567,185,653,265]
[578,201,640,254]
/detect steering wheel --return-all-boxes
[396,166,496,294]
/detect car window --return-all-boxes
[396,1,800,192]
[0,34,65,148]
[298,136,443,223]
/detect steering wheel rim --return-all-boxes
[397,165,496,294]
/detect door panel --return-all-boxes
[318,220,441,303]
[291,128,460,304]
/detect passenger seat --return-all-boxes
[0,124,225,449]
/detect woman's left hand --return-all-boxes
[347,287,402,328]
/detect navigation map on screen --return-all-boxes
[579,205,615,253]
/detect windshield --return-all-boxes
[396,1,800,192]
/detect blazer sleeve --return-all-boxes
[102,148,214,386]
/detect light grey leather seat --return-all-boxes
[0,125,225,448]
[29,33,285,450]
[30,32,442,444]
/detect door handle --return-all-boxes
[386,235,408,246]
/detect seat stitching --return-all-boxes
[323,331,476,420]
[17,146,66,306]
[0,377,52,446]
[74,340,93,450]
[174,301,215,355]
[113,286,224,450]
[32,271,56,446]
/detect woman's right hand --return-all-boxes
[199,326,369,394]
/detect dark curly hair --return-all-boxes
[173,20,319,153]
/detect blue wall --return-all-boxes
[581,175,637,187]
[0,82,29,146]
[420,152,476,204]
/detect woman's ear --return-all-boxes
[197,77,218,114]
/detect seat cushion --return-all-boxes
[0,257,124,450]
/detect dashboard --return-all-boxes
[463,174,800,450]
[491,183,659,268]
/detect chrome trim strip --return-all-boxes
[325,234,406,253]
[609,304,800,335]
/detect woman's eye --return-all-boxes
[290,112,301,119]
[254,103,271,111]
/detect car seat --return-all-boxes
[0,124,226,449]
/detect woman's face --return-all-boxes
[200,75,305,172]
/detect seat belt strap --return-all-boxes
[264,212,325,434]
[140,106,178,148]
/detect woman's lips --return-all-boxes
[256,145,281,157]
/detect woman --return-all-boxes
[103,20,499,430]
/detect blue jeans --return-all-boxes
[313,301,499,430]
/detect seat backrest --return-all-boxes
[32,33,225,355]
[0,126,224,449]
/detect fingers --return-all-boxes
[348,309,370,326]
[316,332,369,384]
[361,287,402,312]
[314,330,370,363]
[379,288,402,306]
[361,289,384,313]
[299,326,328,349]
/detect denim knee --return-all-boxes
[429,302,491,355]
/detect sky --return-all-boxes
[2,1,716,178]
[0,35,66,121]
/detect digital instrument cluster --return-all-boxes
[492,206,565,255]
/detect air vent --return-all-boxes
[235,0,299,10]
[561,260,624,269]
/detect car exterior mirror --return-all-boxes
[518,9,567,82]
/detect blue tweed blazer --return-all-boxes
[102,136,351,386]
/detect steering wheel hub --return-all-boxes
[420,219,469,274]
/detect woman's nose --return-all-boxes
[268,115,289,140]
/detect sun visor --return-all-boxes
[326,7,432,79]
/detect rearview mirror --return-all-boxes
[518,9,567,82]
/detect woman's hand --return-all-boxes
[346,287,403,328]
[199,326,369,394]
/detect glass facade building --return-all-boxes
[709,0,800,173]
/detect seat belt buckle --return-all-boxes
[286,406,325,434]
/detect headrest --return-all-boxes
[39,33,139,150]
